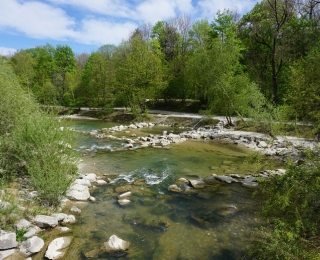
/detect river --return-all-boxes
[38,118,283,260]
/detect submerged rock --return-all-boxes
[118,191,132,199]
[103,234,130,253]
[189,180,206,189]
[168,184,182,193]
[70,206,81,214]
[215,175,238,184]
[118,198,131,206]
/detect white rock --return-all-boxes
[19,236,45,256]
[23,226,42,238]
[66,184,90,201]
[189,180,206,189]
[33,215,58,228]
[89,196,96,201]
[0,249,16,259]
[176,178,189,184]
[258,141,268,148]
[118,191,132,199]
[74,178,91,187]
[96,179,107,185]
[84,173,97,182]
[14,219,32,230]
[58,227,71,233]
[168,184,182,193]
[103,234,130,252]
[45,237,72,260]
[118,199,131,206]
[52,213,68,222]
[70,206,81,214]
[62,215,76,224]
[0,230,17,250]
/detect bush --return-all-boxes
[0,59,79,206]
[248,150,320,259]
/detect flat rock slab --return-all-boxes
[189,180,206,189]
[45,236,72,260]
[215,175,238,184]
[33,215,58,228]
[19,236,45,256]
[0,230,17,250]
[0,248,16,259]
[67,183,90,201]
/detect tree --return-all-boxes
[239,0,295,105]
[9,50,35,96]
[53,45,76,105]
[79,46,117,107]
[26,44,56,104]
[286,46,320,124]
[115,29,166,114]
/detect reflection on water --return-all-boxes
[38,119,282,259]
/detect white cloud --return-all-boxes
[0,0,257,50]
[197,0,256,20]
[46,0,135,19]
[0,0,75,39]
[74,19,137,45]
[0,46,17,56]
[136,0,177,23]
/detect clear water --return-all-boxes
[35,119,282,260]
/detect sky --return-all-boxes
[0,0,258,56]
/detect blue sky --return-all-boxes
[0,0,257,56]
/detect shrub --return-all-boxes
[0,59,79,206]
[248,150,320,259]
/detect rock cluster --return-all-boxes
[80,119,319,165]
[0,211,77,259]
[167,169,286,192]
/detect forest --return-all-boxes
[3,0,320,129]
[2,0,320,259]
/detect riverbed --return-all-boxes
[41,118,283,260]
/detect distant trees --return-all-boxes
[115,28,166,113]
[5,2,320,125]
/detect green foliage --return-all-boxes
[115,30,166,114]
[0,60,79,206]
[248,151,320,259]
[16,229,28,242]
[287,46,320,126]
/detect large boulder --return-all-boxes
[0,230,17,250]
[45,236,72,260]
[19,236,45,256]
[103,234,130,253]
[33,215,58,228]
[66,183,90,201]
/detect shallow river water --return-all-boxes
[39,119,283,260]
